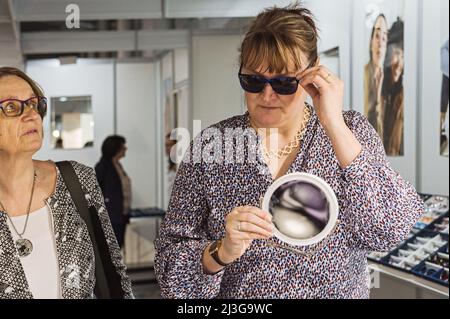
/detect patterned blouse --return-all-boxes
[154,105,424,299]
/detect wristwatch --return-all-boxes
[209,239,231,267]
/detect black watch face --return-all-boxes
[261,173,339,246]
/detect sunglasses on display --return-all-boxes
[430,253,449,268]
[441,270,449,282]
[0,96,47,118]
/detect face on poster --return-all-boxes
[439,0,449,157]
[363,0,405,157]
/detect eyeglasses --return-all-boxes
[0,97,47,118]
[238,61,315,95]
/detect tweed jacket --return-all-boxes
[0,161,133,299]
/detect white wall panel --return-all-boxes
[419,0,449,195]
[27,60,114,168]
[192,33,243,129]
[116,62,159,208]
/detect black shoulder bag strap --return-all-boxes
[56,161,124,299]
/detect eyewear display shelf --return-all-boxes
[368,194,449,299]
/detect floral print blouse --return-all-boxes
[155,105,423,299]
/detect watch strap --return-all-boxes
[210,240,231,267]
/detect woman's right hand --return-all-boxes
[219,206,273,264]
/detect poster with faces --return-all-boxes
[363,0,405,157]
[439,0,449,157]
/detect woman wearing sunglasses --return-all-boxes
[0,67,133,299]
[155,3,423,299]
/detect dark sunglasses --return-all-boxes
[0,96,47,118]
[238,61,315,95]
[238,70,299,95]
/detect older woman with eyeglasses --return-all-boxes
[155,4,423,299]
[0,67,133,299]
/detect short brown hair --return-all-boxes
[0,67,45,99]
[239,2,319,74]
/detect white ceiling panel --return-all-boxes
[165,0,299,18]
[22,31,135,54]
[138,29,189,51]
[14,0,162,21]
[22,29,190,54]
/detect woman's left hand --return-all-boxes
[296,65,345,130]
[297,65,362,169]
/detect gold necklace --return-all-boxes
[254,106,311,163]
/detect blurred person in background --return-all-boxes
[95,135,131,249]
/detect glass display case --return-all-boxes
[368,194,449,287]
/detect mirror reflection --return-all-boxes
[269,180,330,241]
[50,96,94,149]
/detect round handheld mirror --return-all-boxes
[261,172,339,246]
